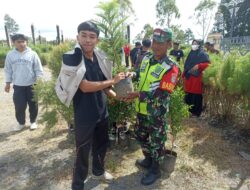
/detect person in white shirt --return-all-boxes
[4,34,43,131]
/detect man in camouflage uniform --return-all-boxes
[127,28,179,185]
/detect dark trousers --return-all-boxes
[185,92,203,117]
[13,85,38,125]
[125,55,129,67]
[72,118,109,190]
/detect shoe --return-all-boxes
[119,131,126,140]
[109,133,116,141]
[92,171,114,182]
[67,122,74,133]
[30,122,38,130]
[135,157,152,169]
[141,161,161,186]
[14,124,24,131]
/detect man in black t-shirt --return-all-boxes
[134,39,151,80]
[69,21,125,190]
[130,41,142,67]
[170,42,184,64]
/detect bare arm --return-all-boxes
[79,72,125,93]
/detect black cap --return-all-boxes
[11,34,28,42]
[77,21,100,37]
[142,39,151,48]
[135,41,141,46]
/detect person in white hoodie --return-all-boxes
[4,34,43,131]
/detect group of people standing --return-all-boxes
[4,19,219,190]
[124,37,214,118]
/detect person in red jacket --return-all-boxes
[123,43,130,67]
[182,39,210,117]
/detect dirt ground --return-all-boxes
[0,67,250,190]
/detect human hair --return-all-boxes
[77,21,100,37]
[11,34,28,42]
[142,39,151,48]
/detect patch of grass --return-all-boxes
[178,164,195,173]
[106,157,119,173]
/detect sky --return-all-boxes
[0,0,220,42]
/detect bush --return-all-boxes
[228,53,250,98]
[169,87,190,138]
[33,79,73,130]
[108,98,136,127]
[33,42,73,129]
[29,44,54,54]
[48,43,72,78]
[29,44,54,66]
[202,52,250,125]
[39,53,50,66]
[0,47,10,68]
[203,53,223,90]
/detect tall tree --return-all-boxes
[156,0,180,27]
[194,0,216,40]
[184,28,195,44]
[142,24,154,39]
[213,0,245,37]
[213,5,231,36]
[4,14,19,35]
[134,24,154,42]
[118,0,135,17]
[171,25,185,44]
[235,0,250,36]
[117,0,135,42]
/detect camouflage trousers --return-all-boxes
[135,113,168,162]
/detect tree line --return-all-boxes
[213,0,250,37]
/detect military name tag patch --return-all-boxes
[151,66,164,78]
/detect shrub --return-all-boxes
[203,53,223,90]
[169,87,190,138]
[0,47,10,68]
[202,52,250,125]
[33,42,73,129]
[228,53,250,98]
[33,79,73,130]
[108,98,136,128]
[48,43,72,79]
[39,53,50,66]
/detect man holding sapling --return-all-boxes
[55,21,125,190]
[125,28,179,185]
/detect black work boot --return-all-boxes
[135,156,152,169]
[141,160,161,186]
